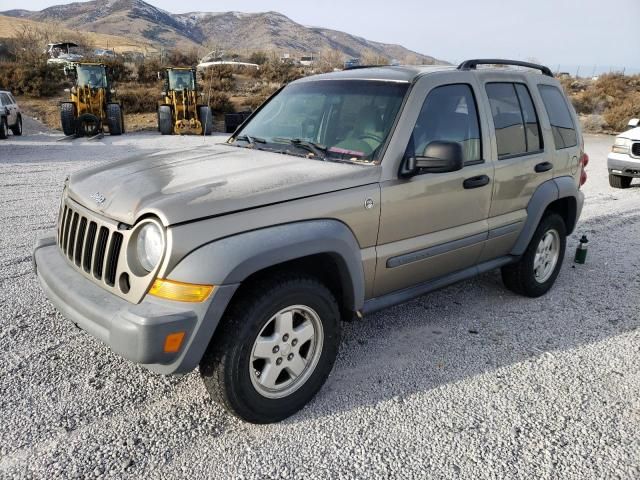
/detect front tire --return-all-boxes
[609,174,632,189]
[0,117,7,139]
[106,103,123,136]
[501,213,566,297]
[158,105,173,135]
[60,102,76,136]
[200,275,341,423]
[197,105,213,135]
[10,115,22,136]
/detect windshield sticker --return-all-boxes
[328,147,365,157]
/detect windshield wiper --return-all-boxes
[235,134,266,146]
[273,137,327,159]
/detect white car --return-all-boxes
[607,119,640,188]
[0,90,22,139]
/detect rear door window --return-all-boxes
[486,83,527,158]
[486,83,543,158]
[514,84,543,153]
[0,93,9,106]
[538,85,577,149]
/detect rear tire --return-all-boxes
[10,115,22,136]
[609,174,632,189]
[200,274,341,423]
[60,102,76,136]
[501,213,566,297]
[158,105,173,135]
[0,117,8,139]
[197,105,213,135]
[106,103,123,136]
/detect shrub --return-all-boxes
[118,84,160,113]
[206,91,234,113]
[137,58,164,83]
[0,61,65,97]
[603,91,640,131]
[166,48,200,68]
[560,73,640,132]
[248,51,269,65]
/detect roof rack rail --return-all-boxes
[457,59,553,77]
[343,64,390,71]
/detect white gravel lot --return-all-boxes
[0,118,639,479]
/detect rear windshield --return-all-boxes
[236,80,409,162]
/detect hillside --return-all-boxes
[2,0,444,63]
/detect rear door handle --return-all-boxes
[535,162,553,173]
[463,175,490,189]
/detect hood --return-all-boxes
[67,144,380,226]
[618,126,640,141]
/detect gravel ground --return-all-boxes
[1,120,639,479]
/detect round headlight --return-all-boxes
[136,223,163,272]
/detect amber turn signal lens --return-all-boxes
[164,331,186,353]
[149,278,214,302]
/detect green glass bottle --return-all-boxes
[574,235,588,264]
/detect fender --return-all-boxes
[167,219,366,311]
[511,176,582,256]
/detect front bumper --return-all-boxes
[607,152,640,177]
[33,236,238,374]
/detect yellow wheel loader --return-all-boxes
[157,67,213,136]
[60,63,124,137]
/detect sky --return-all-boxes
[1,0,638,72]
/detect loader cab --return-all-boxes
[76,64,108,89]
[167,68,196,91]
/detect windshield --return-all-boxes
[168,70,195,90]
[235,80,408,162]
[76,65,107,88]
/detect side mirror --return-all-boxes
[401,141,464,177]
[627,118,639,130]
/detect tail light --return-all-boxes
[579,152,588,187]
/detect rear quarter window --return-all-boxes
[538,85,577,149]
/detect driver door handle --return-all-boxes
[535,161,553,173]
[463,175,490,189]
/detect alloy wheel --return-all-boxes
[534,229,560,283]
[249,305,324,399]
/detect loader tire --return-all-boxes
[60,102,76,136]
[0,117,8,139]
[107,103,123,136]
[198,105,213,136]
[158,105,173,135]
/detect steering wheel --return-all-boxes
[359,133,383,143]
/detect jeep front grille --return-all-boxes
[55,195,164,303]
[632,143,640,157]
[58,199,124,291]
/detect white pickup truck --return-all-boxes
[608,119,640,188]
